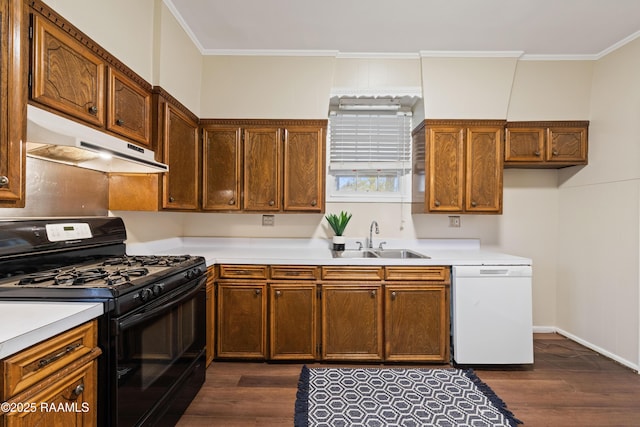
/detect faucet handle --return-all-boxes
[378,241,387,250]
[355,241,364,250]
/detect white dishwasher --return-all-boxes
[451,265,533,365]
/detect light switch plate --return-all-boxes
[449,216,461,228]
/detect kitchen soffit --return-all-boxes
[166,0,640,58]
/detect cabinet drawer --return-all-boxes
[385,266,450,282]
[1,320,97,398]
[271,265,318,280]
[219,264,268,279]
[321,266,384,281]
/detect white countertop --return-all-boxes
[0,301,104,359]
[127,237,532,267]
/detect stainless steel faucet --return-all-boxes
[368,220,379,248]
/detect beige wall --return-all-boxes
[44,0,156,83]
[200,55,335,118]
[507,60,593,120]
[554,37,640,368]
[420,56,519,119]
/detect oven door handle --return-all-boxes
[117,277,205,332]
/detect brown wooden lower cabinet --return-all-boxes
[214,264,451,363]
[321,283,384,361]
[385,284,449,362]
[0,320,101,427]
[216,283,267,359]
[269,283,318,360]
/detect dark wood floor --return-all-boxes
[177,334,640,426]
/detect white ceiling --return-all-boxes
[166,0,640,58]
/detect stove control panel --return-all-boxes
[45,223,93,242]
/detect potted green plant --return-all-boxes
[325,211,352,251]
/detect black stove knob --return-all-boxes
[139,288,153,302]
[152,284,164,296]
[186,268,202,280]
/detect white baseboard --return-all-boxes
[533,325,639,373]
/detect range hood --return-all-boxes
[26,104,168,173]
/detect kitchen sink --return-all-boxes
[372,249,430,259]
[332,250,380,258]
[332,249,429,259]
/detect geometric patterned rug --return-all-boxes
[294,366,522,427]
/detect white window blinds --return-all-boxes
[329,112,412,171]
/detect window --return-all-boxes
[327,109,413,202]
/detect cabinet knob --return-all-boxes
[269,200,275,206]
[534,150,541,156]
[169,196,175,203]
[255,289,261,295]
[88,106,98,115]
[72,383,85,398]
[0,176,8,186]
[370,290,376,297]
[391,291,397,300]
[229,198,235,205]
[275,290,282,297]
[471,201,477,207]
[552,150,559,156]
[434,200,441,207]
[116,118,125,126]
[311,200,317,206]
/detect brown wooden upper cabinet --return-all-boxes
[107,68,152,146]
[158,93,200,211]
[0,0,27,207]
[30,10,152,148]
[412,120,504,214]
[505,121,588,168]
[201,120,326,213]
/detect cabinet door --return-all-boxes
[283,126,324,212]
[161,102,199,210]
[547,126,587,164]
[243,127,281,211]
[202,126,242,211]
[465,127,503,213]
[107,68,151,147]
[31,15,105,127]
[3,359,97,427]
[504,127,545,163]
[321,284,383,361]
[0,0,26,206]
[269,284,317,360]
[427,126,465,212]
[216,283,267,359]
[385,285,449,362]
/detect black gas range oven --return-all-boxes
[0,217,207,427]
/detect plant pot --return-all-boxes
[332,236,346,251]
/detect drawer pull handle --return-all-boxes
[39,343,82,368]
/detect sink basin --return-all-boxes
[372,249,430,259]
[332,250,379,258]
[331,249,429,259]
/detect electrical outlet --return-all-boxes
[449,216,461,228]
[262,215,275,226]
